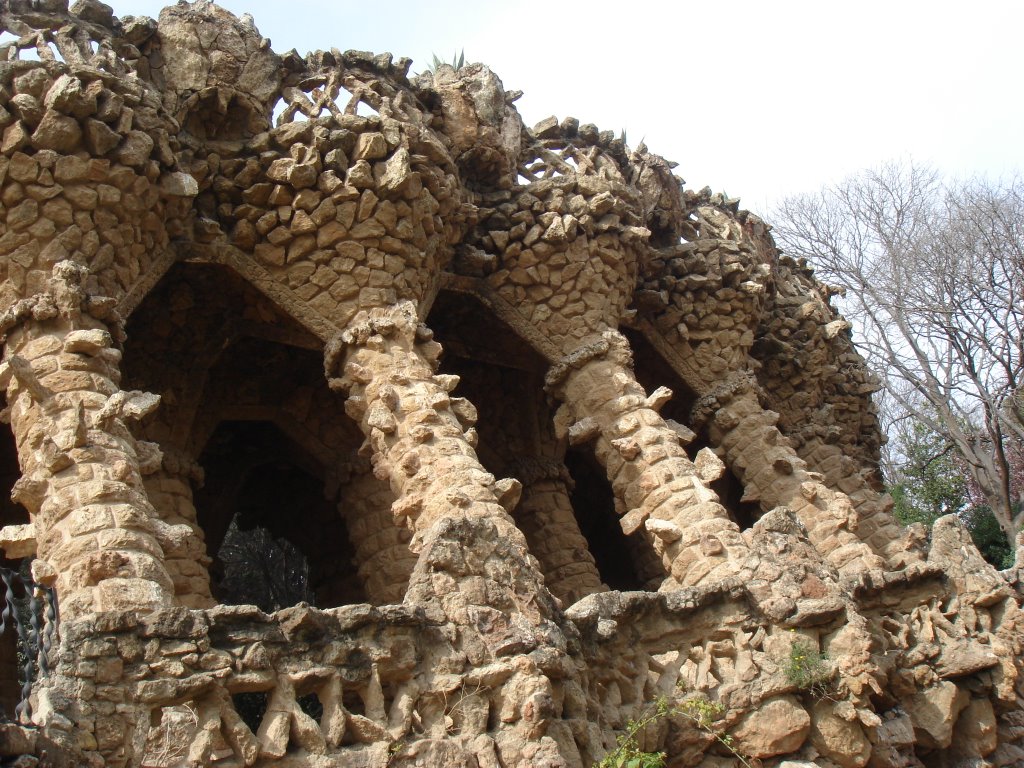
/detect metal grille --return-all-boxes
[0,566,58,721]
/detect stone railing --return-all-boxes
[274,49,426,129]
[560,518,1022,767]
[51,601,560,767]
[51,603,435,765]
[518,118,634,189]
[0,1,135,78]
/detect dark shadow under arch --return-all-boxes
[195,420,366,611]
[565,449,653,592]
[0,424,29,719]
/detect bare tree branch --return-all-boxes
[773,162,1024,548]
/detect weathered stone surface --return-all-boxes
[0,4,1021,768]
[810,700,871,768]
[83,118,121,155]
[158,172,198,197]
[31,110,82,151]
[0,524,37,559]
[730,696,810,758]
[905,681,970,749]
[114,130,154,167]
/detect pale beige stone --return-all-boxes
[0,5,1018,768]
[730,696,810,758]
[810,700,871,768]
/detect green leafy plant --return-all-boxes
[386,739,407,765]
[675,695,751,768]
[428,49,465,72]
[595,694,752,768]
[595,699,668,768]
[785,637,835,698]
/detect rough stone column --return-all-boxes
[339,463,416,605]
[546,330,749,588]
[324,301,545,609]
[509,457,605,606]
[325,302,568,766]
[0,262,178,618]
[796,436,912,563]
[142,449,215,608]
[695,374,885,575]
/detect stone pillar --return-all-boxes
[509,457,605,606]
[0,262,177,618]
[325,302,569,766]
[324,301,550,616]
[546,330,749,588]
[696,374,885,575]
[142,449,215,608]
[339,464,416,605]
[795,436,913,563]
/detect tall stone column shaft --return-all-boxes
[325,301,552,621]
[546,331,749,588]
[0,262,176,617]
[326,302,567,766]
[142,450,215,609]
[509,458,604,606]
[795,436,912,562]
[697,376,885,575]
[339,466,416,605]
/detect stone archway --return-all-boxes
[195,419,365,611]
[121,262,410,608]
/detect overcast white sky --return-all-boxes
[113,0,1024,216]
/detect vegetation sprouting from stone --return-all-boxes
[595,694,752,768]
[428,49,465,72]
[785,638,835,699]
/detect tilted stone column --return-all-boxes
[694,374,885,575]
[795,436,914,564]
[338,462,417,605]
[0,262,180,617]
[546,330,749,588]
[324,301,550,615]
[508,457,605,606]
[142,448,215,608]
[325,302,568,765]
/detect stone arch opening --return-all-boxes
[122,262,409,608]
[179,89,269,141]
[709,463,761,531]
[0,425,29,558]
[427,289,610,603]
[427,288,552,478]
[195,420,365,611]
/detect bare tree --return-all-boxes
[772,162,1024,548]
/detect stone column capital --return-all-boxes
[0,261,126,346]
[689,370,763,430]
[543,329,635,395]
[324,300,439,390]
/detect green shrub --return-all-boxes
[595,694,751,768]
[785,638,835,698]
